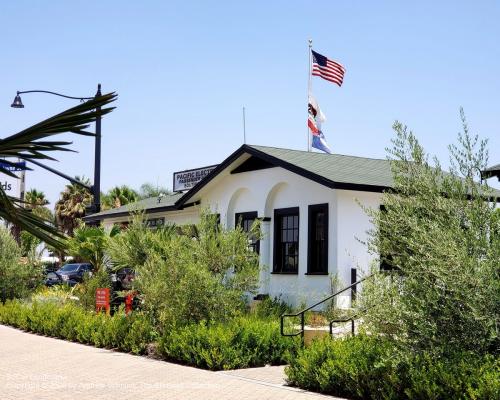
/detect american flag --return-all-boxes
[311,50,345,87]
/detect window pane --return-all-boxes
[235,212,259,255]
[274,208,299,273]
[308,205,328,274]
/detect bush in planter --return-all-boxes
[31,285,76,305]
[73,268,112,311]
[1,300,297,367]
[286,334,500,400]
[0,299,30,329]
[401,352,500,400]
[286,335,399,399]
[252,296,292,319]
[0,300,154,355]
[0,227,43,301]
[158,316,299,370]
[90,307,155,353]
[107,211,261,329]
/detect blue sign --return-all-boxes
[0,161,26,172]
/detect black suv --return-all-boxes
[45,263,93,287]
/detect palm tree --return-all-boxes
[101,185,139,210]
[11,188,51,241]
[0,93,117,249]
[54,177,93,236]
[24,188,53,221]
[24,189,49,208]
[20,188,53,257]
[67,225,120,273]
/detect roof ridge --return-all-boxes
[247,144,389,163]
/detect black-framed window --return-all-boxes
[379,205,397,271]
[273,207,299,273]
[235,211,260,254]
[351,268,357,302]
[307,203,329,274]
[146,217,165,229]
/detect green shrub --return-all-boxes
[0,300,153,355]
[123,314,156,354]
[286,335,500,400]
[158,316,299,370]
[401,352,500,400]
[253,296,291,319]
[286,335,398,399]
[0,299,30,328]
[107,211,261,328]
[74,268,112,310]
[0,227,43,301]
[361,117,500,356]
[0,301,296,370]
[32,285,76,305]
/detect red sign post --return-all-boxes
[125,292,136,315]
[95,288,110,315]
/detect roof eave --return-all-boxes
[83,205,178,222]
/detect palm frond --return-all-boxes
[0,192,65,249]
[0,93,116,162]
[0,92,117,249]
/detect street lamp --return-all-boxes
[11,84,104,215]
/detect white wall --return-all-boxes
[335,190,382,307]
[101,207,200,231]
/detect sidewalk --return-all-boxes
[0,325,342,400]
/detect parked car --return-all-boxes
[45,271,62,287]
[45,263,93,287]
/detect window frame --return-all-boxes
[307,203,329,275]
[273,207,300,274]
[235,211,260,254]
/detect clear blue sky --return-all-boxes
[1,0,499,206]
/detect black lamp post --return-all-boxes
[11,84,103,215]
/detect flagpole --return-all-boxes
[242,106,246,144]
[307,39,313,152]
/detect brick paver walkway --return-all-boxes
[0,325,341,400]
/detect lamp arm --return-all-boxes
[17,90,94,101]
[27,159,93,192]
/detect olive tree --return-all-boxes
[361,109,499,357]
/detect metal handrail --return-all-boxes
[329,308,366,336]
[280,275,370,344]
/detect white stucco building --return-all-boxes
[85,145,394,307]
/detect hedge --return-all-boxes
[285,335,500,400]
[158,316,299,370]
[0,300,154,354]
[0,300,298,371]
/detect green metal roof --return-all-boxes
[249,145,394,189]
[84,192,183,221]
